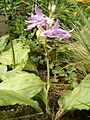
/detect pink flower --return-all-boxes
[41,21,71,39]
[25,5,53,31]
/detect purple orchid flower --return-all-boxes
[41,21,71,39]
[25,5,53,31]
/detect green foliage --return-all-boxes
[64,65,77,87]
[54,0,90,30]
[50,63,77,87]
[0,67,45,112]
[0,90,42,112]
[0,33,47,112]
[0,34,46,112]
[0,38,29,66]
[58,74,90,115]
[0,70,45,98]
[23,59,38,73]
[0,64,7,76]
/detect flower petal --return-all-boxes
[24,23,37,30]
[52,21,60,29]
[27,15,40,22]
[35,5,43,17]
[57,29,71,38]
[60,33,71,38]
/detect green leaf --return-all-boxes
[0,90,42,112]
[0,71,45,98]
[59,74,90,114]
[0,71,45,112]
[0,64,7,77]
[0,40,30,65]
[0,34,9,52]
[37,88,47,104]
[23,59,38,73]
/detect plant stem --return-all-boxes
[44,37,50,114]
[54,107,64,120]
[4,0,15,69]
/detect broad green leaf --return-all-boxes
[0,40,30,65]
[14,60,27,72]
[37,88,47,104]
[59,74,90,114]
[0,71,45,98]
[0,71,45,112]
[0,34,9,52]
[0,64,7,77]
[0,90,42,112]
[23,59,38,73]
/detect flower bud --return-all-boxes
[48,3,51,11]
[36,29,42,38]
[51,5,56,13]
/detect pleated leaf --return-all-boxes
[59,74,90,114]
[0,40,30,65]
[0,90,42,112]
[0,70,45,112]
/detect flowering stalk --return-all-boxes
[43,37,50,114]
[25,4,71,114]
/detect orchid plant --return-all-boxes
[25,4,71,114]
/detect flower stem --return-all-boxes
[4,0,15,69]
[44,37,50,114]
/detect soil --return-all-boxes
[0,105,90,120]
[0,15,7,36]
